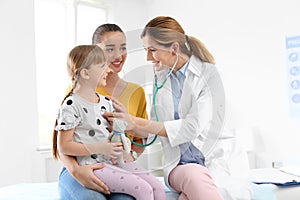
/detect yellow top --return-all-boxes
[97,82,148,121]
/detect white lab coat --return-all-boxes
[150,55,251,200]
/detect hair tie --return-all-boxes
[185,35,191,52]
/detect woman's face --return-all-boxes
[142,35,174,71]
[99,31,127,73]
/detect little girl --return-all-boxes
[52,45,166,200]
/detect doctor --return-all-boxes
[104,16,228,200]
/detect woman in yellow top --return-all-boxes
[57,24,148,200]
[94,24,148,155]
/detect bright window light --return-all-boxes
[76,3,107,45]
[35,0,107,146]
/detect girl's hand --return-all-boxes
[72,163,110,194]
[111,137,131,164]
[123,151,135,163]
[97,140,123,159]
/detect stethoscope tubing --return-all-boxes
[129,53,179,147]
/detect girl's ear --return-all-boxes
[79,69,90,79]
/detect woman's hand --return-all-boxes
[71,163,110,194]
[103,96,135,130]
[103,96,166,137]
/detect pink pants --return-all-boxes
[94,162,166,200]
[169,164,224,200]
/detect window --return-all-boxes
[76,2,107,44]
[35,0,107,146]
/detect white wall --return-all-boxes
[0,0,38,187]
[110,0,149,31]
[109,0,151,77]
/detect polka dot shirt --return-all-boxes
[56,93,114,165]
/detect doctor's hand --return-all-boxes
[102,96,135,131]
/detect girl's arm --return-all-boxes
[58,128,123,159]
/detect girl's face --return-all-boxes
[142,35,174,71]
[87,62,111,87]
[99,31,127,73]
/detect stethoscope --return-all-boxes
[130,53,179,147]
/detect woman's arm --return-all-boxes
[103,97,167,137]
[59,152,110,194]
[131,115,167,137]
[127,84,149,154]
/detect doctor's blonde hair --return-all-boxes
[141,16,215,64]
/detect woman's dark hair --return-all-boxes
[92,23,124,44]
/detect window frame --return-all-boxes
[35,0,108,147]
